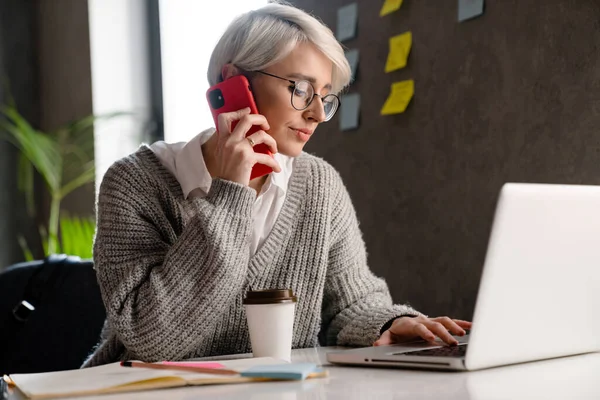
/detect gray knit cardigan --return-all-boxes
[82,146,419,367]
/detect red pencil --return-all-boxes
[120,361,239,376]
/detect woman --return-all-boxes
[83,1,470,367]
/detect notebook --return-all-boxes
[9,358,327,399]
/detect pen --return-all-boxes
[1,375,12,400]
[1,376,13,389]
[120,361,239,376]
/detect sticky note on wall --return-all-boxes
[458,0,485,22]
[336,3,358,42]
[340,93,361,131]
[380,0,403,17]
[381,80,414,115]
[345,49,359,81]
[385,32,412,73]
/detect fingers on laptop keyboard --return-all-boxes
[425,321,459,345]
[434,317,467,336]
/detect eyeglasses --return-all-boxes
[254,70,340,122]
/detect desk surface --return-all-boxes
[8,347,600,400]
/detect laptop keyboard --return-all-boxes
[395,343,468,358]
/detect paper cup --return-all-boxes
[243,289,297,362]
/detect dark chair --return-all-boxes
[0,254,106,375]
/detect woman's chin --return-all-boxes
[276,144,304,158]
[277,141,304,157]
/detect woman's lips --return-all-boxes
[290,127,313,142]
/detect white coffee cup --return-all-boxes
[243,289,297,362]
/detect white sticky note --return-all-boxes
[340,93,360,131]
[337,3,358,42]
[458,0,485,22]
[345,49,359,81]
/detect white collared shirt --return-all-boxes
[150,128,294,256]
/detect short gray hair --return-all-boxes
[207,1,351,94]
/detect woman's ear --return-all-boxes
[221,64,241,81]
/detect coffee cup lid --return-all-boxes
[243,289,297,305]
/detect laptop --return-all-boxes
[327,183,600,371]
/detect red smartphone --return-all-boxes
[206,75,273,181]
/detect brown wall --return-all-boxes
[0,0,40,268]
[294,0,600,319]
[35,0,95,222]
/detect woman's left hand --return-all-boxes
[374,315,472,346]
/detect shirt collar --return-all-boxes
[176,128,214,199]
[267,152,294,197]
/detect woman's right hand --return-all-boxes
[214,108,281,186]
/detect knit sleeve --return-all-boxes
[320,171,421,346]
[93,157,254,362]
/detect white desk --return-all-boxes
[8,347,600,399]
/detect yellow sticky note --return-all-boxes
[380,0,403,17]
[385,31,412,73]
[380,80,414,115]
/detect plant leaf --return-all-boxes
[0,105,62,194]
[60,212,95,258]
[59,163,96,200]
[17,235,35,262]
[64,111,131,155]
[38,224,48,257]
[1,104,125,260]
[17,152,36,217]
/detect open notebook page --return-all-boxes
[10,357,282,399]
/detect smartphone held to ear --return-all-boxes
[206,75,274,181]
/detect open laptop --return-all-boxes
[327,183,600,371]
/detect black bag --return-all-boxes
[0,254,106,374]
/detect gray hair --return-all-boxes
[207,1,351,94]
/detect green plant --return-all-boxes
[56,212,96,259]
[0,102,123,259]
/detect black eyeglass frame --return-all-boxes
[253,70,340,121]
